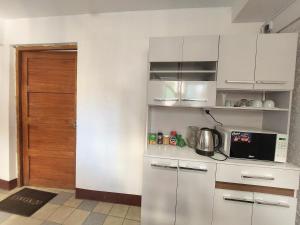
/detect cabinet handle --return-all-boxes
[225,80,255,84]
[151,163,177,169]
[223,196,254,204]
[255,80,287,84]
[154,98,179,101]
[241,174,275,181]
[254,199,290,208]
[179,166,208,172]
[181,98,208,102]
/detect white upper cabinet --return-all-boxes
[254,33,298,90]
[217,35,257,90]
[149,37,183,62]
[182,36,219,61]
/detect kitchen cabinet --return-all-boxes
[212,189,253,225]
[141,157,178,225]
[148,81,180,106]
[176,161,216,225]
[217,35,257,90]
[180,81,216,107]
[252,193,297,225]
[182,36,219,62]
[254,33,298,90]
[149,37,183,62]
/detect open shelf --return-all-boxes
[211,106,289,112]
[150,70,217,73]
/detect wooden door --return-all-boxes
[20,51,76,189]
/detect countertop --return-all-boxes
[145,145,300,171]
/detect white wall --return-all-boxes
[0,8,262,194]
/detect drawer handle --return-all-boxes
[241,175,275,181]
[181,98,208,102]
[225,80,255,84]
[151,163,177,170]
[254,199,290,208]
[223,196,254,204]
[154,98,179,102]
[179,166,208,172]
[255,80,287,84]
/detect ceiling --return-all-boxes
[0,0,236,19]
[232,0,296,22]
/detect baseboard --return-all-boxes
[0,178,18,190]
[76,188,141,206]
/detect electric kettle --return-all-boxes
[196,127,222,156]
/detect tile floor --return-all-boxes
[0,187,141,225]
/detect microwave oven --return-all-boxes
[216,126,288,162]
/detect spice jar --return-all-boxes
[163,135,170,145]
[148,133,157,145]
[157,132,163,145]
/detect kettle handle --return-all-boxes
[211,129,222,150]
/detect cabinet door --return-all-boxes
[148,81,180,106]
[252,193,297,225]
[217,35,257,89]
[255,33,298,90]
[176,161,216,225]
[149,37,183,62]
[141,157,178,225]
[183,35,219,61]
[180,81,216,107]
[212,189,253,225]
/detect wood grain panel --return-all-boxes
[215,181,295,197]
[28,124,75,153]
[27,53,76,93]
[29,156,75,189]
[28,93,75,122]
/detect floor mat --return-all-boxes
[0,188,57,217]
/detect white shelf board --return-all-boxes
[211,106,289,111]
[150,70,216,73]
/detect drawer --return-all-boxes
[216,164,299,190]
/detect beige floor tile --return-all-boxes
[1,215,43,225]
[123,219,140,225]
[63,209,90,225]
[32,203,60,220]
[93,201,113,214]
[48,205,75,224]
[64,196,83,208]
[0,193,8,201]
[103,216,123,225]
[126,206,141,221]
[109,204,129,218]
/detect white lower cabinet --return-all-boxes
[176,161,216,225]
[141,157,178,225]
[252,193,297,225]
[212,189,253,225]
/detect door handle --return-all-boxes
[255,80,287,84]
[223,196,254,204]
[181,98,208,102]
[254,199,290,208]
[179,166,208,172]
[241,174,275,181]
[225,80,255,84]
[154,98,179,101]
[151,163,177,170]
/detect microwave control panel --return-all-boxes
[275,134,288,163]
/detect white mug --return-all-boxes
[250,99,263,108]
[263,100,275,108]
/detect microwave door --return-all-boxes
[256,134,276,161]
[230,132,257,159]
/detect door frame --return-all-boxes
[15,44,78,186]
